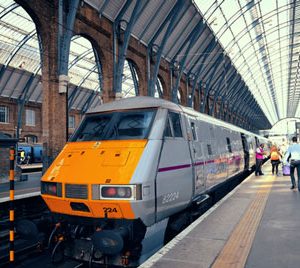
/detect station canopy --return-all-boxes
[1,0,300,129]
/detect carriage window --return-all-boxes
[207,144,212,155]
[169,112,182,137]
[191,122,197,140]
[72,109,156,141]
[226,137,232,153]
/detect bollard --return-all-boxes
[9,146,15,264]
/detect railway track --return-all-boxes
[0,196,50,267]
[0,169,253,268]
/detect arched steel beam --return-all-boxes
[68,47,93,69]
[155,80,163,98]
[187,75,197,107]
[187,40,221,106]
[0,2,19,18]
[164,8,199,59]
[114,0,146,94]
[58,0,80,75]
[139,1,167,41]
[199,51,227,83]
[171,20,204,103]
[201,56,225,113]
[68,65,97,111]
[81,91,98,114]
[210,61,232,101]
[209,63,230,116]
[127,60,139,96]
[188,37,220,75]
[0,30,36,81]
[98,0,110,17]
[147,0,186,96]
[93,46,103,91]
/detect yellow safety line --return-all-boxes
[212,175,275,268]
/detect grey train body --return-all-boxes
[86,96,269,265]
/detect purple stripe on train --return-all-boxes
[158,164,192,172]
[158,155,242,172]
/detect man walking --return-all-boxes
[283,136,300,190]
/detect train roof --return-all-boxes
[87,96,266,140]
[87,96,182,113]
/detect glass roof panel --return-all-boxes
[195,0,298,125]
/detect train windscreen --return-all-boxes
[72,109,156,141]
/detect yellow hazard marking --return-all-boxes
[9,190,14,200]
[212,175,275,268]
[10,231,14,241]
[9,210,14,221]
[10,251,14,261]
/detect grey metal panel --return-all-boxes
[76,91,91,110]
[89,94,101,109]
[29,79,42,103]
[2,69,24,98]
[163,10,199,61]
[121,0,136,24]
[129,1,154,37]
[165,8,200,61]
[12,71,31,99]
[71,88,85,110]
[87,96,182,114]
[104,0,127,21]
[83,0,102,10]
[137,1,176,44]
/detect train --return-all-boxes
[17,143,43,165]
[40,96,270,266]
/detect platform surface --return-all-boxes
[0,172,41,202]
[140,163,300,268]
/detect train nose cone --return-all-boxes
[92,230,124,255]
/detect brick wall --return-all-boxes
[0,97,82,144]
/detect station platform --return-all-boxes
[0,172,41,202]
[140,162,300,268]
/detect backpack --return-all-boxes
[271,151,279,160]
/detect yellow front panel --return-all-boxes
[41,140,147,219]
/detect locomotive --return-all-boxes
[40,96,269,266]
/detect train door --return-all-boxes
[155,111,193,221]
[241,133,249,170]
[187,117,206,196]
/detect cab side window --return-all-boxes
[169,112,183,137]
[164,111,183,138]
[164,117,172,137]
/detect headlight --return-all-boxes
[41,182,62,197]
[92,185,142,200]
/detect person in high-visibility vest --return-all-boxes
[20,150,25,164]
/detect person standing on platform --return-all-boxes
[255,143,265,176]
[283,136,300,190]
[270,146,282,175]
